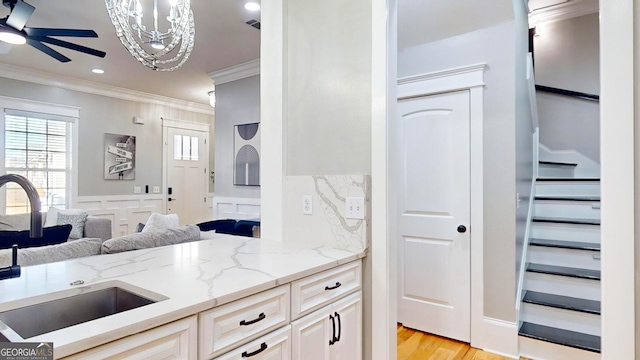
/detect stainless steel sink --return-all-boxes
[0,284,166,341]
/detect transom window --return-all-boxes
[4,110,73,214]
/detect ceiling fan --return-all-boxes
[0,0,106,62]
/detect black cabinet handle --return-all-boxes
[334,311,342,342]
[240,312,266,326]
[325,282,342,291]
[242,342,268,358]
[329,314,336,345]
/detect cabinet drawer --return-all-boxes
[214,325,291,360]
[291,260,361,320]
[62,316,197,360]
[200,285,290,359]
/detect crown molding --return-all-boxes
[208,59,260,86]
[0,63,213,115]
[529,0,598,27]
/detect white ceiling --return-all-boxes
[0,0,261,105]
[398,0,515,50]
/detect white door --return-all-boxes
[397,90,471,342]
[166,127,209,225]
[330,292,362,360]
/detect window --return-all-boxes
[4,111,73,214]
[173,134,199,161]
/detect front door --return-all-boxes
[166,126,209,225]
[397,90,471,342]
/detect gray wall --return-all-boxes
[285,0,372,176]
[398,20,518,322]
[534,13,600,162]
[0,77,214,197]
[213,75,261,199]
[514,0,535,295]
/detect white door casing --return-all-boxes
[396,90,471,342]
[162,118,210,225]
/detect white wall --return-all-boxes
[214,75,261,199]
[534,13,600,162]
[0,76,214,197]
[285,0,372,176]
[398,20,517,322]
[514,0,534,295]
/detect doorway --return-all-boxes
[162,118,210,225]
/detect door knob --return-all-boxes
[457,225,467,233]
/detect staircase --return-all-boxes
[519,160,601,358]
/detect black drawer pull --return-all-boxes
[240,312,266,326]
[325,282,342,291]
[242,342,268,358]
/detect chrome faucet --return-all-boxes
[0,174,42,280]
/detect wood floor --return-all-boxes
[397,325,527,360]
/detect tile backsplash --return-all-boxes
[283,175,370,252]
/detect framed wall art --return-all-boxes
[104,133,136,180]
[234,123,260,186]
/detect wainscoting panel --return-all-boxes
[74,195,164,238]
[212,197,261,220]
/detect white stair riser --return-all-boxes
[521,303,600,336]
[519,336,602,360]
[528,247,601,271]
[538,166,575,178]
[534,201,601,220]
[531,223,600,243]
[525,272,600,301]
[536,183,600,197]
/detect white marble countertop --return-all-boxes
[0,233,364,358]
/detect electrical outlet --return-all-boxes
[345,197,365,219]
[153,186,160,193]
[134,186,141,194]
[302,195,313,215]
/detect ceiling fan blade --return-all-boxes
[6,0,34,31]
[26,39,71,62]
[32,36,106,58]
[24,28,98,38]
[0,41,12,54]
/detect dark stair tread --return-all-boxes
[530,238,600,251]
[535,196,601,202]
[527,263,601,280]
[537,177,600,182]
[539,161,578,167]
[519,322,600,353]
[532,217,600,226]
[523,291,600,315]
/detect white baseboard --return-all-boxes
[74,195,164,237]
[212,196,261,220]
[473,317,519,358]
[519,335,601,360]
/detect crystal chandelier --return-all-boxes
[105,0,195,71]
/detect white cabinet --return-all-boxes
[200,285,290,359]
[291,291,362,360]
[214,326,291,360]
[62,316,197,360]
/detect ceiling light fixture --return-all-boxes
[208,91,216,108]
[92,68,105,74]
[105,0,195,71]
[0,28,26,45]
[244,2,260,11]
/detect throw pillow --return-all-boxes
[57,209,89,239]
[135,223,145,233]
[197,219,236,233]
[141,213,180,233]
[0,224,72,250]
[44,206,62,227]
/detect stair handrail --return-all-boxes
[535,85,600,102]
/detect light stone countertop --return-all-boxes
[0,233,364,358]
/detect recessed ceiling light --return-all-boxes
[244,2,260,11]
[92,68,105,74]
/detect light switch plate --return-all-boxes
[345,197,365,219]
[134,186,141,194]
[302,195,313,215]
[153,186,160,193]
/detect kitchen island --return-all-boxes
[0,233,365,359]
